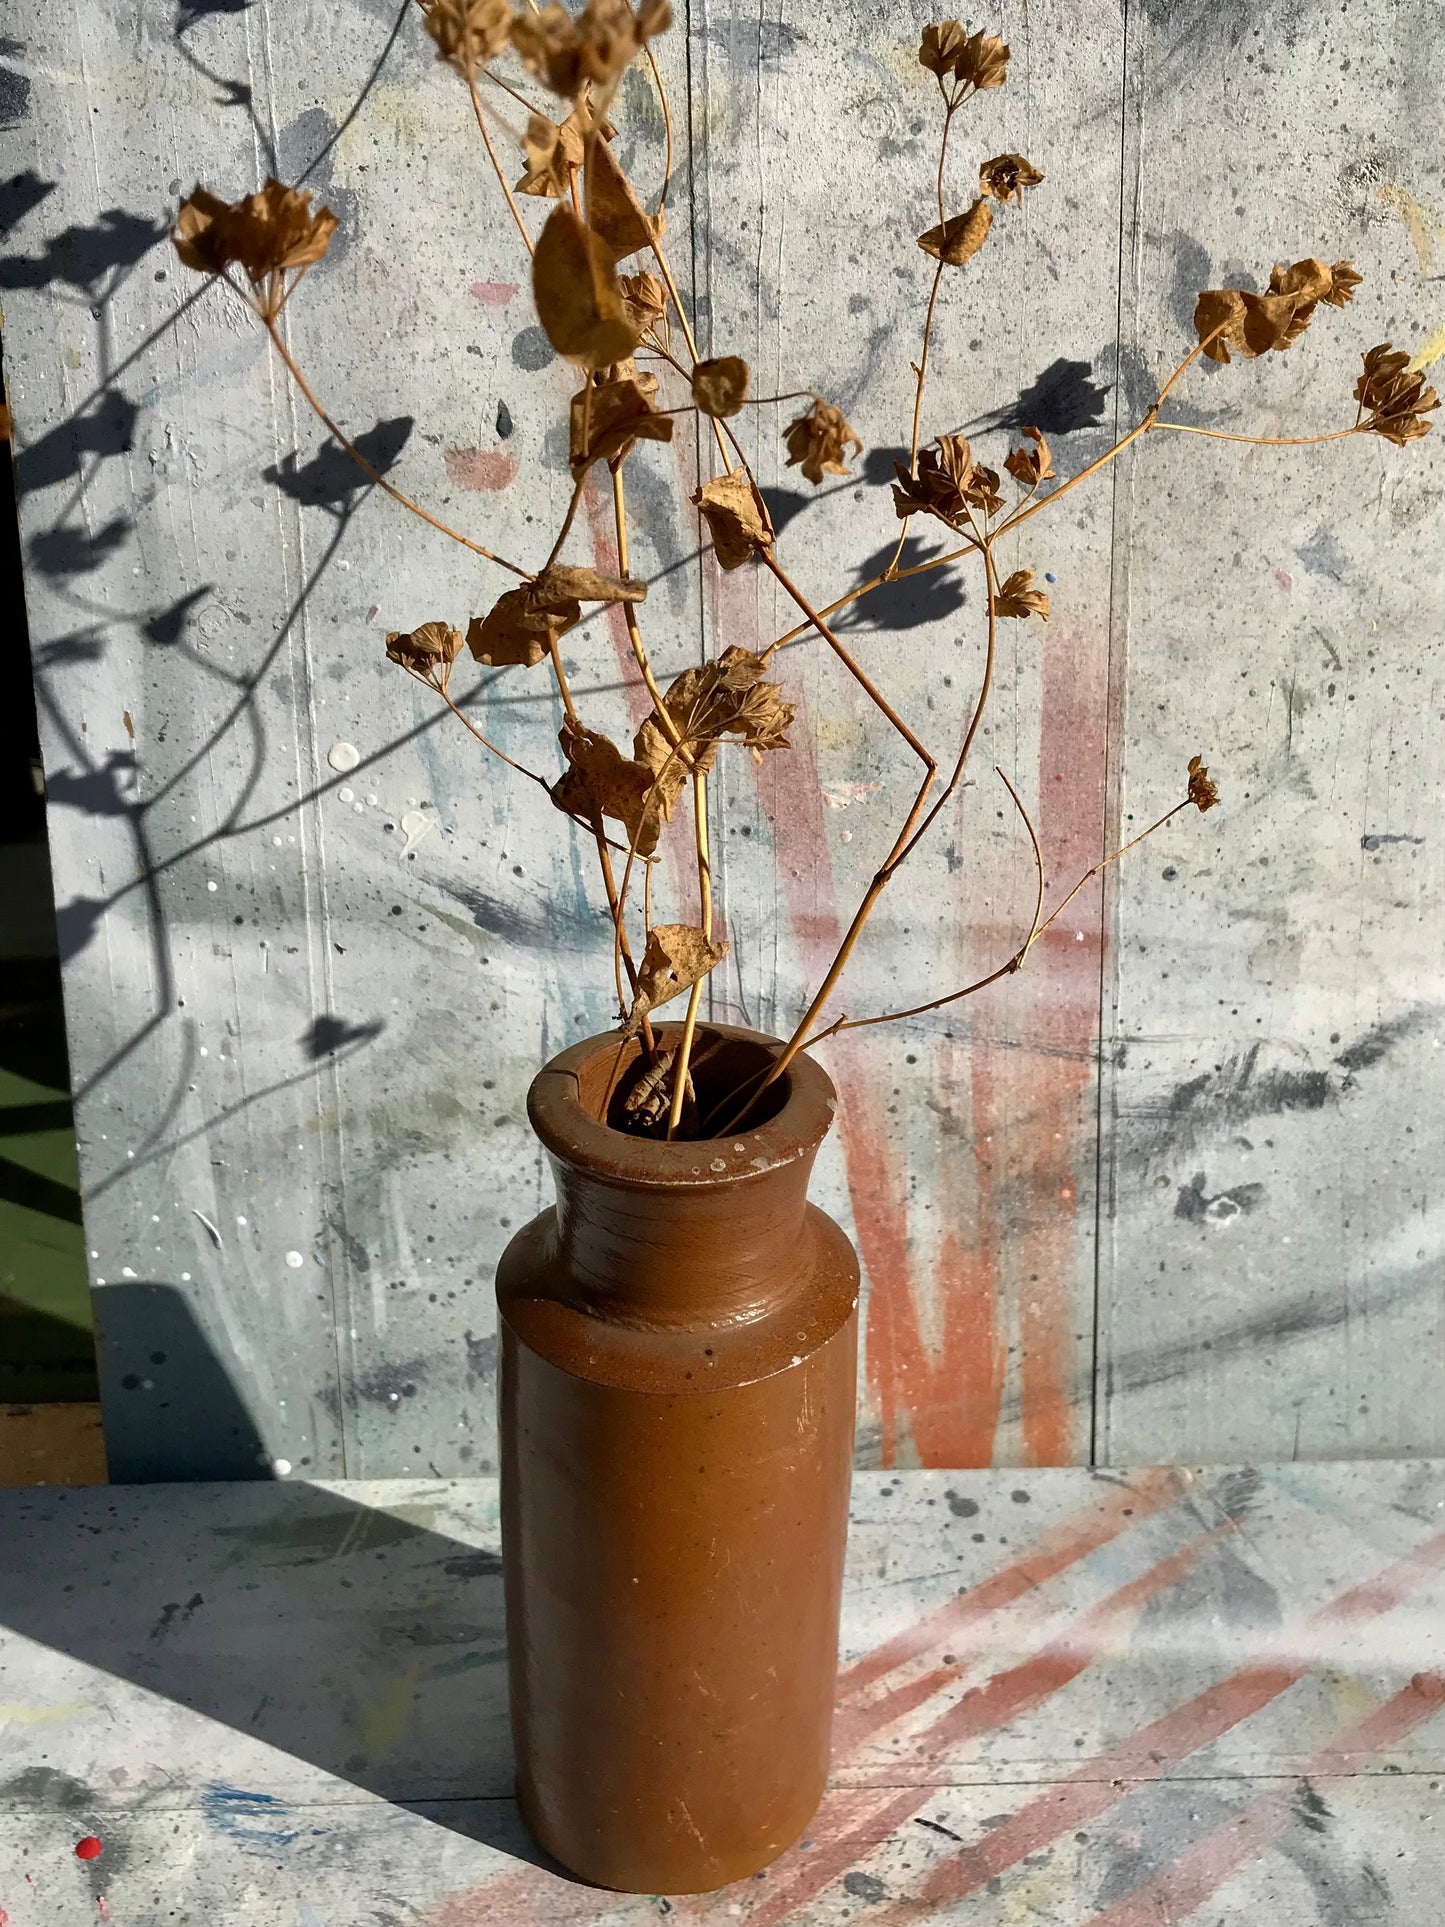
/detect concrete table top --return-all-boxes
[2,1462,1443,1923]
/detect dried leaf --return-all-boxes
[532,204,640,367]
[516,110,586,198]
[173,187,238,274]
[1187,754,1219,813]
[978,152,1043,204]
[620,269,668,334]
[586,135,658,262]
[622,923,729,1036]
[691,356,751,418]
[467,579,583,668]
[1355,341,1439,445]
[550,721,685,858]
[783,397,862,485]
[422,0,511,78]
[919,20,967,77]
[917,199,993,267]
[570,367,674,470]
[1267,256,1333,304]
[1194,279,1323,363]
[512,0,671,101]
[692,469,772,570]
[994,567,1049,621]
[1003,423,1054,487]
[385,621,464,678]
[543,565,648,603]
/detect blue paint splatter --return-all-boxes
[200,1783,300,1855]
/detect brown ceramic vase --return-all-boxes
[496,1023,859,1894]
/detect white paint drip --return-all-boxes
[284,1249,304,1269]
[400,808,434,855]
[272,1458,292,1476]
[327,741,360,773]
[338,786,355,804]
[191,1209,223,1249]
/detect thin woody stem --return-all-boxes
[1153,420,1364,447]
[815,792,1189,1040]
[885,93,961,576]
[542,473,589,573]
[261,317,529,576]
[1030,799,1190,945]
[427,676,552,788]
[612,468,695,768]
[644,44,674,214]
[666,771,712,1138]
[481,65,539,116]
[761,551,936,768]
[467,75,533,256]
[808,763,1043,1042]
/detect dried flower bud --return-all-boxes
[385,621,464,681]
[1187,754,1218,813]
[516,110,585,199]
[636,648,794,779]
[1193,285,1313,363]
[917,199,993,267]
[586,137,658,262]
[619,270,668,334]
[422,0,511,79]
[994,568,1049,621]
[1354,342,1439,446]
[1004,424,1055,488]
[692,356,751,419]
[979,153,1043,204]
[892,434,989,528]
[692,469,772,570]
[1321,259,1363,308]
[173,179,337,315]
[623,923,729,1037]
[512,0,671,101]
[783,398,862,486]
[954,26,1009,89]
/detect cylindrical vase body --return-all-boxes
[497,1025,859,1893]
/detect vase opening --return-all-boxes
[574,1025,793,1140]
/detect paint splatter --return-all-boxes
[1377,182,1437,275]
[199,1784,299,1855]
[327,741,361,774]
[443,447,519,492]
[400,809,435,855]
[75,1836,103,1860]
[469,280,519,306]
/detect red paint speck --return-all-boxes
[468,280,519,307]
[75,1837,103,1861]
[1273,566,1293,590]
[98,1900,110,1921]
[443,446,519,493]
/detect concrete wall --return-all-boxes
[4,0,1441,1478]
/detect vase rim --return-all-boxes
[527,1022,837,1189]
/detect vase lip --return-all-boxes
[527,1022,838,1189]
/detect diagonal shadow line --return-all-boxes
[86,1032,377,1200]
[296,0,413,187]
[0,1153,83,1224]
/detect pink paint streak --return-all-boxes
[468,280,519,306]
[1084,1672,1445,1926]
[443,447,519,493]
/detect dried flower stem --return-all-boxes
[260,316,529,576]
[467,75,534,256]
[1152,421,1364,447]
[644,43,674,215]
[666,770,712,1138]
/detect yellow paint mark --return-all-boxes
[0,1703,90,1723]
[123,709,135,739]
[1378,183,1438,275]
[1409,322,1445,373]
[357,1661,420,1760]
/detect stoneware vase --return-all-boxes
[496,1022,860,1893]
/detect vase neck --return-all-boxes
[548,1152,818,1330]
